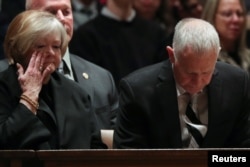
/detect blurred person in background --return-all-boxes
[133,0,168,30]
[202,0,250,73]
[165,0,205,47]
[179,0,204,18]
[72,0,104,30]
[70,0,168,87]
[244,0,250,47]
[164,0,182,37]
[0,0,25,59]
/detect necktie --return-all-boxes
[58,61,73,80]
[58,61,65,74]
[185,103,204,146]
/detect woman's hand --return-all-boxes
[17,51,53,113]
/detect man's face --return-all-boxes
[30,0,73,42]
[170,47,217,95]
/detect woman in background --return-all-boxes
[202,0,250,73]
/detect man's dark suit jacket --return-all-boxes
[0,54,118,129]
[0,65,106,149]
[70,54,118,129]
[114,60,250,148]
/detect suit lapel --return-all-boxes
[37,74,61,131]
[37,73,71,133]
[50,72,69,124]
[38,99,57,124]
[70,55,85,83]
[155,61,183,147]
[51,72,82,144]
[202,67,225,147]
[70,54,94,102]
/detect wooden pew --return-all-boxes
[0,149,207,167]
[37,149,207,167]
[1,149,249,167]
[0,150,36,167]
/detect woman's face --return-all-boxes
[26,32,62,73]
[214,0,245,43]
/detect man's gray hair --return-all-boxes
[173,18,220,59]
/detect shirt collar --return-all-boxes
[176,83,204,97]
[72,0,97,12]
[62,48,74,79]
[176,84,186,96]
[101,6,136,22]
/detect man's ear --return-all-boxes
[166,46,175,63]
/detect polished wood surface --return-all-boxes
[0,149,207,167]
[0,150,36,167]
[37,149,207,167]
[1,149,248,167]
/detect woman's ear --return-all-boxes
[166,46,175,63]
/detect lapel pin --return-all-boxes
[82,72,89,79]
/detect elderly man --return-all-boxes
[114,18,250,148]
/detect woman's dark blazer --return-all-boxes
[0,65,106,149]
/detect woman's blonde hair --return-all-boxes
[4,10,68,65]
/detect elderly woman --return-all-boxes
[0,10,105,149]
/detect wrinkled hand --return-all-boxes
[17,51,53,101]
